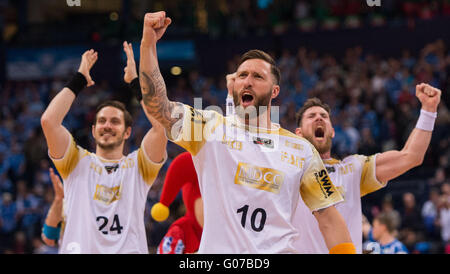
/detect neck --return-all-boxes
[379,232,395,246]
[95,145,124,161]
[320,151,332,160]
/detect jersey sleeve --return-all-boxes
[49,133,84,180]
[137,147,167,186]
[358,154,387,197]
[157,225,186,254]
[300,145,344,212]
[168,104,223,156]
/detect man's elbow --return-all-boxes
[40,114,52,131]
[413,156,424,167]
[407,152,424,168]
[400,150,424,169]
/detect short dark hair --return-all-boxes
[94,100,132,129]
[295,97,331,127]
[238,49,281,85]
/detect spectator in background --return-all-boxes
[436,192,450,253]
[422,187,443,241]
[0,192,18,252]
[442,182,450,198]
[363,212,409,254]
[399,192,425,252]
[380,194,401,232]
[400,192,424,232]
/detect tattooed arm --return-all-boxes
[139,11,183,139]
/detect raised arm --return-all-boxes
[40,50,97,158]
[225,73,236,116]
[375,83,442,183]
[123,41,167,163]
[139,11,184,139]
[41,168,64,246]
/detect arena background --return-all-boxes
[0,0,449,254]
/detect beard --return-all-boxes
[95,131,126,151]
[303,134,333,155]
[232,87,272,118]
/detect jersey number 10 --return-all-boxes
[237,205,267,232]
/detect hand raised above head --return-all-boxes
[78,49,98,87]
[226,73,237,97]
[123,41,138,84]
[141,11,172,47]
[416,83,442,112]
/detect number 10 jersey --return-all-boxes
[169,105,344,253]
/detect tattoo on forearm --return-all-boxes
[140,68,183,135]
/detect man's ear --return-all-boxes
[271,85,280,99]
[92,124,96,138]
[295,127,303,137]
[124,126,132,140]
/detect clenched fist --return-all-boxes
[226,73,236,97]
[141,11,172,47]
[416,83,442,112]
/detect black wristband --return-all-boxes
[65,72,87,96]
[129,77,142,101]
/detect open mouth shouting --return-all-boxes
[314,126,325,141]
[240,91,255,108]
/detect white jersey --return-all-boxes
[51,134,165,254]
[169,104,344,253]
[293,154,387,253]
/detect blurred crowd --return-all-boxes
[0,37,449,253]
[4,0,450,46]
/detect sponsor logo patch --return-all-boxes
[252,136,274,149]
[234,162,284,194]
[314,169,334,198]
[93,184,121,205]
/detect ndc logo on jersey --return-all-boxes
[253,136,274,149]
[93,184,121,205]
[234,163,284,194]
[314,169,334,198]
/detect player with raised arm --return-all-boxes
[139,11,355,254]
[291,84,441,253]
[40,43,167,254]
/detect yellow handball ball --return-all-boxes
[151,202,169,222]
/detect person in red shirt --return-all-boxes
[151,152,203,254]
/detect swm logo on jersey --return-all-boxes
[234,163,284,194]
[314,169,334,198]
